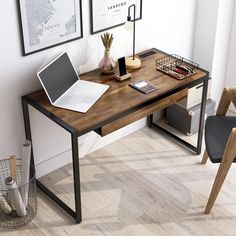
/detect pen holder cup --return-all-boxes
[0,158,37,228]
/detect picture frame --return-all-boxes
[90,0,143,34]
[18,0,83,56]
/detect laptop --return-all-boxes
[37,52,109,113]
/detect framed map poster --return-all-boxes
[90,0,142,34]
[18,0,83,55]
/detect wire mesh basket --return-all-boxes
[0,158,37,228]
[156,54,199,80]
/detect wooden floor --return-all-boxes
[2,127,236,235]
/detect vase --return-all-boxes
[99,50,116,74]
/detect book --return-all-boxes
[129,80,157,94]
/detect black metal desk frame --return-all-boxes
[22,67,209,224]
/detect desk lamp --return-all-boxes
[125,4,141,70]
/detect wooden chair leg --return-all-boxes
[201,149,208,164]
[205,153,235,214]
[205,129,236,214]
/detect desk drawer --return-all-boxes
[100,89,188,136]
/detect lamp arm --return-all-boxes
[127,4,136,60]
[128,4,135,19]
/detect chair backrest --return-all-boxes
[216,87,236,116]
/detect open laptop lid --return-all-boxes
[37,52,79,104]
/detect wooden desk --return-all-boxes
[22,48,209,223]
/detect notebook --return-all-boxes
[37,52,109,113]
[129,80,157,94]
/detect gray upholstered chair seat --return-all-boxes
[205,116,236,163]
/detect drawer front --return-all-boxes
[100,89,188,136]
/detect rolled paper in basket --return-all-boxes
[21,140,31,206]
[5,177,27,217]
[10,155,17,182]
[0,193,11,214]
[9,155,17,210]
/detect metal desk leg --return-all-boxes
[71,133,82,223]
[148,78,209,155]
[21,97,82,223]
[147,114,154,126]
[196,79,208,154]
[22,97,35,174]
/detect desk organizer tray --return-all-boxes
[156,54,199,80]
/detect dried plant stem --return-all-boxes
[101,32,114,51]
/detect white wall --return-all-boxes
[192,0,220,72]
[226,3,236,88]
[192,0,235,104]
[225,2,236,113]
[0,0,197,177]
[211,0,235,101]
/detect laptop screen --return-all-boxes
[38,52,78,103]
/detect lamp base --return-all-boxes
[125,57,141,70]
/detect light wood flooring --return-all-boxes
[2,127,236,235]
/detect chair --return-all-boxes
[201,86,236,214]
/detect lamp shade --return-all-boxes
[124,21,133,31]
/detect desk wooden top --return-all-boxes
[25,49,208,135]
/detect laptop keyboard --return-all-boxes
[57,95,79,106]
[53,80,109,112]
[57,94,96,108]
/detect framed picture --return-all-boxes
[18,0,83,56]
[90,0,142,34]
